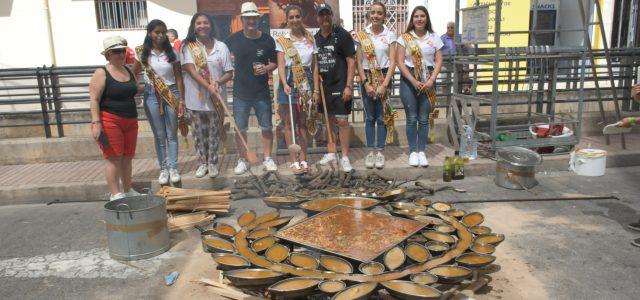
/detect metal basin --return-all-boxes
[381,280,442,300]
[223,268,286,287]
[104,195,170,261]
[300,197,379,215]
[268,277,321,298]
[331,282,377,300]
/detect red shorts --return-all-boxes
[96,111,138,158]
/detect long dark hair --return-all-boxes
[284,5,314,43]
[140,19,176,65]
[185,13,217,43]
[405,6,434,34]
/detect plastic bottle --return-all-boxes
[443,156,453,182]
[453,150,465,180]
[460,125,478,160]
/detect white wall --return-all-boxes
[0,0,196,68]
[426,0,456,36]
[339,0,353,31]
[0,0,53,68]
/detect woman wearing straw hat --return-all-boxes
[89,36,142,201]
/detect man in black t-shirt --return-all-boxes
[314,3,356,172]
[225,2,278,175]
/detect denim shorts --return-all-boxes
[232,96,273,132]
[277,69,313,105]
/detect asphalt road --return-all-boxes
[0,167,639,299]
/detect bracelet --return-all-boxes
[313,91,320,94]
[345,86,352,90]
[630,117,636,126]
[91,120,101,124]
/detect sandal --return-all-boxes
[290,162,303,175]
[300,161,309,173]
[633,238,640,248]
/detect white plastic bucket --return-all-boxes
[569,149,606,176]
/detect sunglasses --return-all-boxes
[110,48,125,54]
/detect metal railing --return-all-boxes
[0,48,639,139]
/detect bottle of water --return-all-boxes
[460,125,478,160]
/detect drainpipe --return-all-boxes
[43,0,57,65]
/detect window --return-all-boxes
[353,0,408,34]
[95,0,148,31]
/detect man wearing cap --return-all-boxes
[225,2,278,175]
[314,3,357,172]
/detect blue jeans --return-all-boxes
[400,76,430,153]
[144,84,179,170]
[360,83,387,150]
[232,96,273,132]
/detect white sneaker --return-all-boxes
[263,157,278,171]
[158,170,169,185]
[375,152,385,169]
[109,192,126,201]
[125,188,142,197]
[409,152,419,167]
[365,152,375,169]
[195,164,208,178]
[234,159,249,175]
[318,153,337,165]
[169,169,181,183]
[418,152,429,167]
[208,164,219,178]
[340,156,353,172]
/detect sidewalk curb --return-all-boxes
[4,149,639,206]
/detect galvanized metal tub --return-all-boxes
[104,195,170,261]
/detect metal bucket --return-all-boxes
[104,195,170,261]
[494,147,542,190]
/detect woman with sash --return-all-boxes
[355,2,396,169]
[132,19,185,185]
[276,4,320,174]
[395,6,443,167]
[181,13,233,178]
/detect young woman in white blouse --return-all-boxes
[355,2,396,169]
[396,6,443,167]
[276,5,320,174]
[181,13,234,178]
[132,19,185,185]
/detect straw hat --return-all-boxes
[101,36,127,55]
[240,2,260,17]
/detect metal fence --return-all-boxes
[0,48,638,139]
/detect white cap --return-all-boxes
[240,2,260,17]
[101,36,127,55]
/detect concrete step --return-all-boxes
[2,133,639,205]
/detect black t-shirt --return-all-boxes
[314,26,356,90]
[225,31,276,100]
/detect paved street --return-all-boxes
[1,167,639,299]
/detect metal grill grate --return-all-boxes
[95,0,148,31]
[352,0,407,34]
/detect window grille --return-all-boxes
[95,0,148,31]
[352,0,408,34]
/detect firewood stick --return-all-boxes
[165,195,231,202]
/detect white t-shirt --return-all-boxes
[134,48,180,85]
[395,30,443,69]
[181,40,234,111]
[275,33,317,68]
[357,25,397,70]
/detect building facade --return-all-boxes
[0,0,636,68]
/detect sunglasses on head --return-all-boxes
[110,48,125,54]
